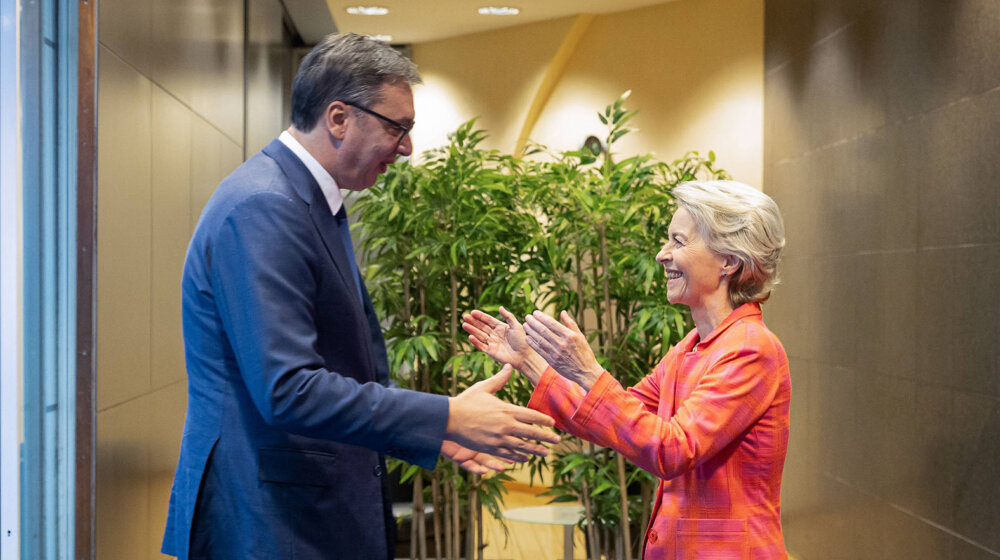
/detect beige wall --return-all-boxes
[95,0,291,557]
[412,0,764,187]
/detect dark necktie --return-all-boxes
[334,206,364,304]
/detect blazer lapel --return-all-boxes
[262,139,364,317]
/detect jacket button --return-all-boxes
[373,465,384,477]
[647,531,658,544]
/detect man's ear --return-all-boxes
[325,101,349,140]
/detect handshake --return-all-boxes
[442,305,601,475]
[442,363,560,475]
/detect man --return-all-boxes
[161,34,559,560]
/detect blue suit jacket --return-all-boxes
[162,139,449,560]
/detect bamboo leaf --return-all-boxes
[399,463,421,483]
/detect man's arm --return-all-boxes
[210,192,556,467]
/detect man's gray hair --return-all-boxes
[672,180,786,308]
[291,33,421,132]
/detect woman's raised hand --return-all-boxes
[462,306,531,368]
[463,307,549,385]
[523,310,605,391]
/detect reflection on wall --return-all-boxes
[95,0,293,557]
[246,0,294,156]
[764,1,1000,558]
[412,0,764,187]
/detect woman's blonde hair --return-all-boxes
[672,180,786,308]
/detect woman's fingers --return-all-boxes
[498,306,520,328]
[525,314,561,348]
[559,310,582,333]
[467,335,487,354]
[523,315,550,345]
[524,317,561,354]
[470,309,501,328]
[531,310,570,336]
[462,314,490,334]
[462,320,489,343]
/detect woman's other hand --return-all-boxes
[463,307,548,385]
[524,311,605,391]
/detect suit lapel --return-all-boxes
[262,139,364,317]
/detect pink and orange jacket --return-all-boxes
[528,303,790,559]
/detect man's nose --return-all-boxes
[396,133,413,157]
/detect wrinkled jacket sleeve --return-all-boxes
[529,326,783,480]
[211,192,448,468]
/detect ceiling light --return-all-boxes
[367,34,393,42]
[478,6,520,16]
[346,6,389,16]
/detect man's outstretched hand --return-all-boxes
[446,364,560,463]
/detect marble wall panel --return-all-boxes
[97,46,153,410]
[765,1,1000,555]
[151,87,193,390]
[97,396,152,559]
[246,0,291,156]
[151,0,245,145]
[98,0,152,76]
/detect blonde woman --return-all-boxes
[464,181,790,559]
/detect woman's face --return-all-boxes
[656,207,729,310]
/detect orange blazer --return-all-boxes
[528,303,790,560]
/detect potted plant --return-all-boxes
[353,94,729,560]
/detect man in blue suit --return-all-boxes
[161,33,559,560]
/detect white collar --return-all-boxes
[278,130,343,215]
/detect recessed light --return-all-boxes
[346,6,389,16]
[478,6,520,16]
[367,34,393,42]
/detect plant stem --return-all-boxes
[477,487,485,560]
[452,464,460,560]
[410,494,417,560]
[599,225,614,342]
[581,442,600,560]
[449,267,458,397]
[432,473,442,560]
[574,245,585,318]
[599,224,631,560]
[416,475,426,560]
[616,452,631,560]
[443,478,452,560]
[591,253,604,348]
[465,477,477,560]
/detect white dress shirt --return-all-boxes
[278,130,343,215]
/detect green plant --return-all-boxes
[526,93,729,559]
[354,120,543,560]
[353,94,729,560]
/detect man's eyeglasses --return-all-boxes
[344,101,414,145]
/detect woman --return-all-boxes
[463,180,790,559]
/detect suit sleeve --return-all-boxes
[532,327,783,480]
[209,191,448,469]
